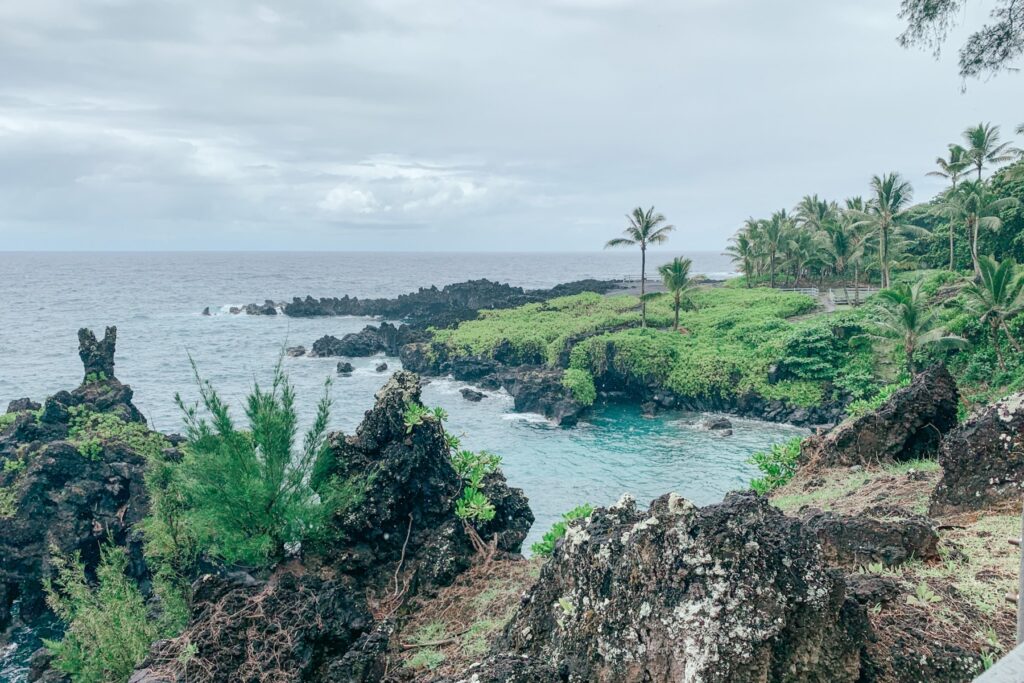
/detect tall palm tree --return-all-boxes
[725,228,757,288]
[854,173,918,288]
[947,180,1021,278]
[658,257,696,330]
[795,195,838,234]
[927,144,971,272]
[874,281,965,377]
[605,206,674,328]
[963,122,1019,180]
[760,210,791,288]
[783,227,827,286]
[961,256,1024,368]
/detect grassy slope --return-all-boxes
[433,286,877,409]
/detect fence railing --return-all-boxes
[829,287,880,306]
[779,287,819,297]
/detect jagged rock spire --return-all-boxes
[78,326,117,382]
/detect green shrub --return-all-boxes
[0,412,18,430]
[749,437,803,494]
[561,368,596,406]
[146,359,333,569]
[452,449,501,526]
[0,485,16,518]
[845,378,910,419]
[531,504,594,556]
[67,407,169,461]
[43,544,186,683]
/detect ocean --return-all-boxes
[0,251,803,552]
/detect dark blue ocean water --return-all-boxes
[0,251,804,549]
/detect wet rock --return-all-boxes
[703,415,733,430]
[460,387,485,402]
[337,361,354,375]
[477,470,534,553]
[244,300,277,315]
[800,365,959,468]
[930,391,1024,515]
[201,306,211,316]
[801,505,940,568]
[718,428,733,436]
[285,345,306,357]
[499,368,585,426]
[492,492,870,682]
[375,362,388,372]
[6,398,40,413]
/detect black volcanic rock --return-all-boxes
[479,492,870,682]
[460,387,485,402]
[930,391,1024,515]
[800,365,959,469]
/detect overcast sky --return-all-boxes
[0,0,1020,252]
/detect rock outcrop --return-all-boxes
[485,492,870,682]
[801,505,940,568]
[136,371,534,681]
[0,327,156,633]
[800,365,959,469]
[274,279,619,322]
[930,392,1024,515]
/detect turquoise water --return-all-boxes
[0,251,804,549]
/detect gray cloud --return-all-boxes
[0,0,1020,250]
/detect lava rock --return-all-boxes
[7,398,40,413]
[460,387,486,402]
[491,491,871,682]
[201,306,211,316]
[336,362,354,375]
[703,416,733,430]
[285,345,306,357]
[801,505,940,568]
[498,368,585,426]
[843,573,903,606]
[78,326,118,381]
[930,392,1024,515]
[800,365,959,468]
[375,362,388,372]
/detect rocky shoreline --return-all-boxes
[2,331,1023,682]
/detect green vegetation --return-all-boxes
[845,378,910,419]
[604,205,675,327]
[873,282,966,376]
[561,368,596,406]
[67,407,169,461]
[530,503,594,556]
[748,437,803,495]
[144,359,333,569]
[657,256,697,330]
[0,484,16,518]
[43,544,187,683]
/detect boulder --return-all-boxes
[312,329,382,357]
[930,392,1024,515]
[460,387,486,402]
[491,492,870,682]
[7,398,39,413]
[201,306,211,316]
[243,300,277,315]
[703,415,733,430]
[336,361,354,375]
[801,505,940,568]
[285,345,306,357]
[375,362,388,373]
[800,365,959,469]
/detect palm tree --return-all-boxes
[961,255,1024,369]
[658,257,696,330]
[948,180,1021,278]
[725,229,757,288]
[605,206,674,328]
[760,210,791,288]
[963,122,1019,180]
[874,281,965,376]
[783,227,827,286]
[928,144,970,272]
[854,173,919,288]
[795,195,838,234]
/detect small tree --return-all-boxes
[170,358,332,567]
[873,281,965,376]
[605,206,674,328]
[962,255,1024,369]
[658,256,696,330]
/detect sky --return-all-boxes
[0,0,1021,252]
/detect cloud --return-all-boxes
[0,0,1020,250]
